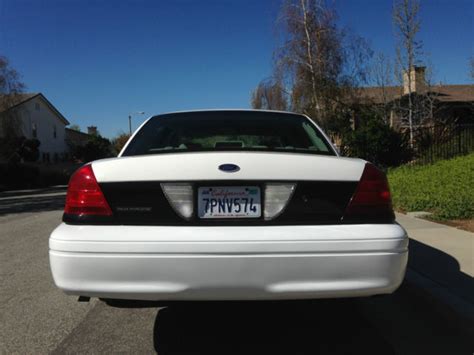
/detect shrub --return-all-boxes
[0,163,40,189]
[36,168,69,187]
[19,138,41,162]
[342,112,412,167]
[0,163,72,190]
[111,133,131,155]
[388,153,474,220]
[0,136,41,162]
[70,134,112,162]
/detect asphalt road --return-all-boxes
[0,193,472,354]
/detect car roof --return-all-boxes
[150,109,306,118]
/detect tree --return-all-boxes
[0,56,26,137]
[343,111,412,167]
[418,64,444,124]
[0,56,25,98]
[71,134,112,163]
[251,79,288,111]
[370,52,395,123]
[393,0,422,146]
[252,0,372,131]
[0,56,28,161]
[69,124,81,132]
[470,56,474,82]
[111,132,131,155]
[277,0,344,125]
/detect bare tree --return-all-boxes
[418,63,444,124]
[276,0,371,127]
[251,79,288,111]
[0,56,26,138]
[393,0,422,146]
[298,0,319,112]
[0,56,25,96]
[251,0,372,134]
[470,56,474,82]
[277,0,344,126]
[370,52,394,123]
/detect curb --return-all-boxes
[405,268,474,336]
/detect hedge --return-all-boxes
[388,153,474,220]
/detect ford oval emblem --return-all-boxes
[218,164,240,173]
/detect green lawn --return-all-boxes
[387,153,474,220]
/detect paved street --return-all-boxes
[0,192,472,354]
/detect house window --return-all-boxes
[53,125,57,139]
[35,103,40,111]
[32,123,37,138]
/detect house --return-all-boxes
[0,93,70,162]
[358,66,474,130]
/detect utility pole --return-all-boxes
[128,111,145,136]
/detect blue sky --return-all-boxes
[1,0,473,138]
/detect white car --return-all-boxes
[49,110,408,301]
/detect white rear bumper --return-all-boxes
[49,223,408,300]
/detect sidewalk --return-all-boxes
[396,212,474,325]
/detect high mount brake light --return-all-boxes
[64,164,112,216]
[343,163,394,221]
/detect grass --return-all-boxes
[387,153,474,220]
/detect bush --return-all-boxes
[343,112,413,167]
[0,163,40,189]
[0,136,41,162]
[71,134,112,162]
[388,153,474,220]
[0,163,72,190]
[19,138,41,162]
[111,133,131,156]
[36,168,70,187]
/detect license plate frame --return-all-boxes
[197,186,262,219]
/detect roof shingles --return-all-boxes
[359,84,474,104]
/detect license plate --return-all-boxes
[198,186,261,219]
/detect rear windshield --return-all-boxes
[121,111,336,156]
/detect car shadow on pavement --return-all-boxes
[408,238,474,304]
[0,195,65,216]
[152,300,394,355]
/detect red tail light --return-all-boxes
[343,163,393,221]
[64,164,112,216]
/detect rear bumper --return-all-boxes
[49,223,408,300]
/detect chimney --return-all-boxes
[87,126,98,136]
[403,66,426,95]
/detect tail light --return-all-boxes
[64,164,112,216]
[343,163,394,222]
